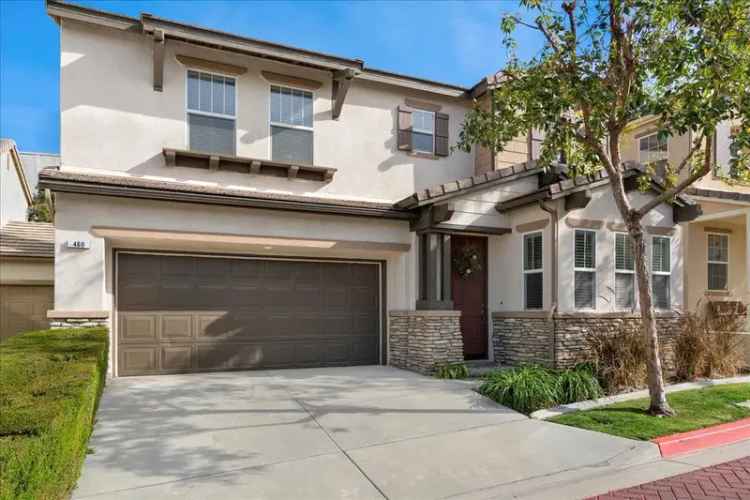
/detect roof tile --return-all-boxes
[0,221,54,258]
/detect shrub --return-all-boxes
[0,328,108,500]
[586,327,648,393]
[555,364,603,404]
[675,302,745,380]
[478,365,559,414]
[434,362,470,379]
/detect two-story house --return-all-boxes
[620,117,750,336]
[41,1,726,377]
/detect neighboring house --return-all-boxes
[0,139,55,339]
[40,1,707,377]
[20,151,62,194]
[620,117,750,338]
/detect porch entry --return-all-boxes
[415,231,489,360]
[451,235,488,359]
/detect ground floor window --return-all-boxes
[615,233,635,309]
[651,236,671,309]
[707,233,729,291]
[523,232,543,310]
[574,230,597,309]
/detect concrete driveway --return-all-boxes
[74,366,659,500]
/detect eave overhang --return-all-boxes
[46,0,470,102]
[38,168,415,221]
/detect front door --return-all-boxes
[450,235,488,359]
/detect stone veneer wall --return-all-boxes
[492,314,554,367]
[48,311,109,330]
[389,310,464,375]
[492,312,685,371]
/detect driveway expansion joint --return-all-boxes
[294,397,390,500]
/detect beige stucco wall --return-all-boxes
[0,151,29,227]
[60,19,474,204]
[54,191,417,312]
[0,257,53,285]
[558,189,684,313]
[684,208,749,313]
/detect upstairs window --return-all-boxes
[270,85,313,165]
[651,236,671,309]
[639,132,668,164]
[615,233,636,309]
[707,233,729,291]
[412,110,435,154]
[523,232,544,310]
[574,230,597,309]
[187,70,236,156]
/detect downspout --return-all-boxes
[539,200,559,368]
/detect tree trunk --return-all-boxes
[629,222,675,416]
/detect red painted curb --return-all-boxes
[652,417,750,457]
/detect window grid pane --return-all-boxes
[653,275,671,309]
[525,273,543,310]
[524,233,543,271]
[708,263,728,291]
[615,233,635,271]
[652,237,671,273]
[708,234,729,263]
[615,273,635,309]
[187,70,235,117]
[575,271,596,309]
[575,230,596,269]
[271,86,313,129]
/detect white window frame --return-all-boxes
[638,132,669,164]
[185,69,238,151]
[651,235,672,310]
[613,232,636,310]
[268,84,315,163]
[522,231,544,311]
[412,109,435,154]
[574,229,597,310]
[706,232,730,291]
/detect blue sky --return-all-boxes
[0,0,542,154]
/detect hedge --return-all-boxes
[0,328,108,500]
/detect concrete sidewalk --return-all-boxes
[73,366,665,500]
[470,439,750,499]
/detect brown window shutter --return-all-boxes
[397,107,413,151]
[435,112,449,156]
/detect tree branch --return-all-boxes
[635,132,712,218]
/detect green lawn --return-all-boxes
[0,328,108,500]
[550,384,750,441]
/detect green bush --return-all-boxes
[478,364,603,414]
[434,362,470,379]
[478,365,559,414]
[555,364,603,404]
[0,328,108,500]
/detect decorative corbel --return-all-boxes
[152,29,165,92]
[331,69,359,120]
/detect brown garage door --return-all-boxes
[0,285,53,340]
[116,253,382,376]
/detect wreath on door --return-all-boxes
[453,246,482,279]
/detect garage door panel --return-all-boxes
[162,345,193,371]
[120,346,159,374]
[117,254,381,375]
[119,314,158,343]
[195,344,264,370]
[161,315,193,340]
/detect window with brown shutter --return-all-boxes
[435,112,449,156]
[397,107,412,151]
